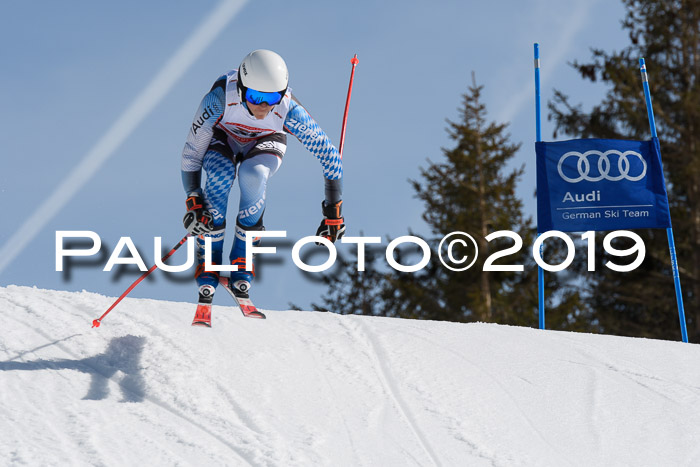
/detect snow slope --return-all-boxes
[1,285,699,466]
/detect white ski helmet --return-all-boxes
[237,49,288,99]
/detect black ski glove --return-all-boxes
[183,192,214,235]
[316,200,345,244]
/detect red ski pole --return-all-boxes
[338,54,359,158]
[92,234,190,328]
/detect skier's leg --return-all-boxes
[196,149,236,289]
[229,152,282,287]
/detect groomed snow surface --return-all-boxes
[1,285,699,466]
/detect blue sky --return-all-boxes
[0,0,630,312]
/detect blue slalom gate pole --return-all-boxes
[639,58,689,343]
[535,43,545,330]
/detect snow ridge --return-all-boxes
[1,285,700,466]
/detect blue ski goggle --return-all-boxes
[244,88,284,106]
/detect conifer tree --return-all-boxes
[549,0,699,341]
[403,74,528,322]
[318,76,592,331]
[382,74,589,326]
[310,243,387,316]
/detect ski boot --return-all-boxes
[229,257,253,298]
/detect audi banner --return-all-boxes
[536,137,671,232]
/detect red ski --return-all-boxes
[219,277,266,319]
[191,303,212,327]
[191,284,215,327]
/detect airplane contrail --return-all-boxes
[0,0,248,275]
[496,0,595,125]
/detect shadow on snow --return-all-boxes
[0,335,146,403]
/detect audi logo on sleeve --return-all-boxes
[557,150,647,183]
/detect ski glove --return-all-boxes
[316,200,345,244]
[183,193,214,235]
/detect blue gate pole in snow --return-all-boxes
[534,43,545,330]
[639,58,689,343]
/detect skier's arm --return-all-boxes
[284,98,343,204]
[181,76,226,194]
[284,97,345,242]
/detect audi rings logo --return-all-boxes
[557,150,647,183]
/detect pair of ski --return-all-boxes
[192,277,265,327]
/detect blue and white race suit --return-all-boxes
[180,70,343,287]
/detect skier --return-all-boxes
[180,49,345,325]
